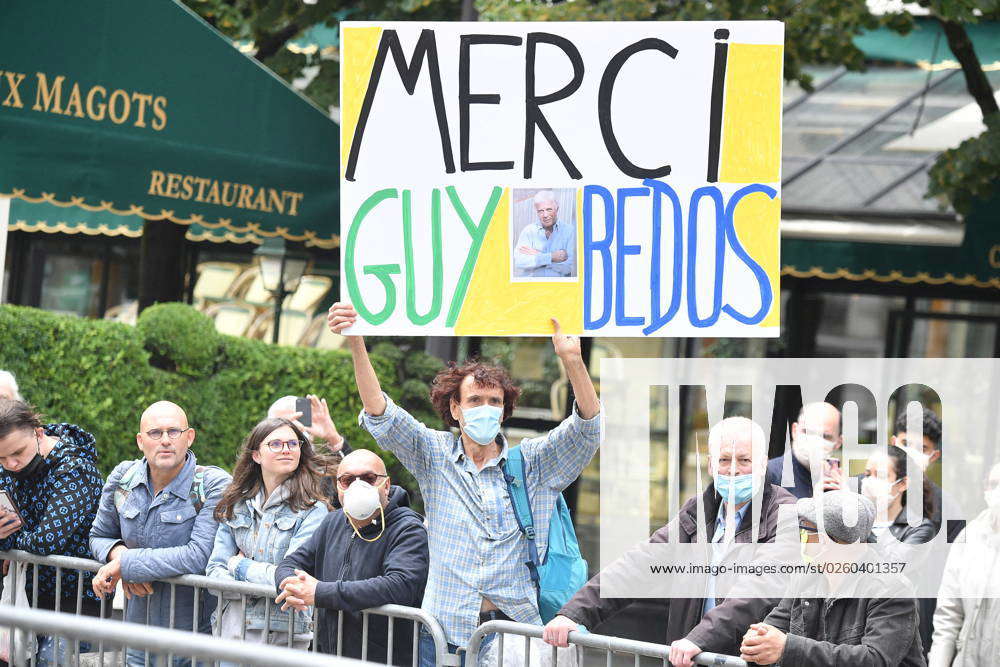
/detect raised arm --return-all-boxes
[552,318,599,419]
[328,302,386,417]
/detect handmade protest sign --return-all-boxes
[340,21,783,336]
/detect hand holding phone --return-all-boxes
[294,397,313,428]
[0,491,23,539]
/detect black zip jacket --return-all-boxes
[275,485,428,665]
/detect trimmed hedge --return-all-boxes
[137,303,219,377]
[0,304,426,504]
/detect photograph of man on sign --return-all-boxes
[512,188,577,280]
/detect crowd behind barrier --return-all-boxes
[0,550,457,667]
[0,551,752,667]
[1,345,989,667]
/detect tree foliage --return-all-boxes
[181,0,461,110]
[477,0,912,92]
[182,0,1000,223]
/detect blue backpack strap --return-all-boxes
[190,466,207,513]
[502,446,541,589]
[113,460,145,513]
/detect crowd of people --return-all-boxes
[0,311,996,667]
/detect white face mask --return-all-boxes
[792,434,836,467]
[896,445,931,471]
[861,476,901,505]
[342,478,388,542]
[343,479,384,521]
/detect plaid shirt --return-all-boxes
[360,393,602,646]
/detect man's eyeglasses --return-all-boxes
[337,472,388,489]
[144,427,191,441]
[263,439,302,453]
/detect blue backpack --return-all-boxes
[503,446,589,622]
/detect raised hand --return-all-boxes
[307,395,343,450]
[550,318,581,361]
[328,302,358,335]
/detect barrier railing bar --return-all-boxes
[1,550,466,667]
[387,614,394,666]
[410,621,417,667]
[0,605,366,666]
[361,610,369,662]
[466,620,749,667]
[337,609,344,657]
[168,582,177,664]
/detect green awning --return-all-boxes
[0,0,339,248]
[781,197,1000,290]
[8,200,263,245]
[855,18,1000,68]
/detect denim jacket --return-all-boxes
[89,452,231,633]
[206,483,328,633]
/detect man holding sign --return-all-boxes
[328,302,601,665]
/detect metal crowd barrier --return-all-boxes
[465,620,748,667]
[1,550,748,667]
[0,605,364,666]
[0,549,457,666]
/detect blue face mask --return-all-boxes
[461,405,503,445]
[714,473,756,504]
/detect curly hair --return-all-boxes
[430,361,521,428]
[893,407,941,449]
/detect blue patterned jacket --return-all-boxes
[0,423,104,614]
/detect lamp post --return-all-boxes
[254,239,308,344]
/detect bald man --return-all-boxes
[766,402,845,499]
[274,448,428,665]
[89,401,231,666]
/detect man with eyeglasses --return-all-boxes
[89,401,231,666]
[766,402,846,500]
[544,417,795,667]
[0,399,104,665]
[274,449,428,665]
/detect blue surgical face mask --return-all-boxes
[714,472,756,505]
[460,405,503,446]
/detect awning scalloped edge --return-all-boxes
[12,219,265,246]
[2,189,339,249]
[11,219,142,239]
[781,265,1000,289]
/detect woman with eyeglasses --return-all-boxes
[206,417,331,659]
[929,462,1000,667]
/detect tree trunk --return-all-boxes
[461,0,478,22]
[254,23,301,62]
[939,19,999,118]
[138,219,189,313]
